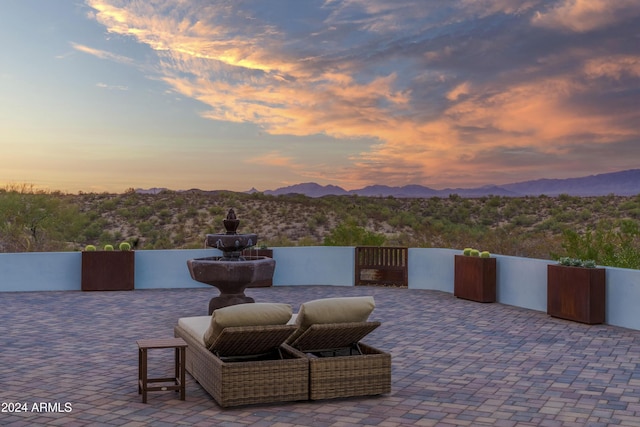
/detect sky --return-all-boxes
[1,0,639,194]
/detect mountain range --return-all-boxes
[259,169,640,198]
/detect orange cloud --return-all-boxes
[584,55,640,80]
[71,42,133,64]
[532,0,640,32]
[82,1,640,189]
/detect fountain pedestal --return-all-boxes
[187,209,276,314]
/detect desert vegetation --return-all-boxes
[1,185,639,268]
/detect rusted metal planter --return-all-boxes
[454,255,496,303]
[547,264,605,324]
[81,251,135,291]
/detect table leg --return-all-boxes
[138,348,142,395]
[180,347,186,400]
[140,348,147,403]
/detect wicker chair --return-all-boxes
[174,323,309,407]
[288,321,391,400]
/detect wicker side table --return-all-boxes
[137,337,187,403]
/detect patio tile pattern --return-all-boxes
[1,285,640,426]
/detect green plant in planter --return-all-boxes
[119,242,132,251]
[84,245,97,251]
[104,244,114,251]
[557,256,597,268]
[462,248,491,258]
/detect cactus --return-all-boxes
[84,245,97,251]
[104,244,114,251]
[480,251,491,258]
[119,242,131,251]
[470,249,480,257]
[463,248,473,256]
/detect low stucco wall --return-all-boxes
[408,249,549,311]
[2,248,640,331]
[272,246,354,286]
[0,251,81,292]
[135,249,211,289]
[605,266,640,330]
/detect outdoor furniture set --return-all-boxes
[173,296,392,407]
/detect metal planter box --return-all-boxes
[454,255,496,303]
[81,251,135,291]
[547,264,605,324]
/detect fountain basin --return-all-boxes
[187,256,276,314]
[187,256,275,292]
[205,234,257,256]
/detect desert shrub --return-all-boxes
[324,221,386,246]
[0,186,86,252]
[512,215,537,227]
[560,220,640,269]
[135,205,153,219]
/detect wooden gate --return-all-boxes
[355,246,408,287]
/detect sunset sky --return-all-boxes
[1,1,639,193]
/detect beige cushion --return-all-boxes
[203,303,293,349]
[289,296,375,343]
[178,316,211,345]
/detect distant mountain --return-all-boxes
[501,169,640,196]
[262,169,640,198]
[135,187,168,194]
[264,182,349,197]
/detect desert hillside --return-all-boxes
[70,190,640,262]
[2,187,638,266]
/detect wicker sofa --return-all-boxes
[175,296,391,407]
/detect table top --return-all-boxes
[137,337,187,349]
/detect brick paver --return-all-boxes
[1,286,640,426]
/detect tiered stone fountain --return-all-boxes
[187,209,276,314]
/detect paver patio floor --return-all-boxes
[2,285,640,426]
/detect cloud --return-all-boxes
[245,151,295,168]
[83,0,640,188]
[532,0,640,33]
[70,42,134,64]
[96,82,129,91]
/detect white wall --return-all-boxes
[135,249,213,289]
[408,248,457,292]
[0,252,80,292]
[408,250,549,311]
[605,266,640,330]
[272,246,354,286]
[2,248,640,331]
[493,255,549,312]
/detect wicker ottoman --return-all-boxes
[307,342,391,400]
[289,321,392,400]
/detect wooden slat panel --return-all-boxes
[355,247,408,287]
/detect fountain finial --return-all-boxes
[223,208,240,235]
